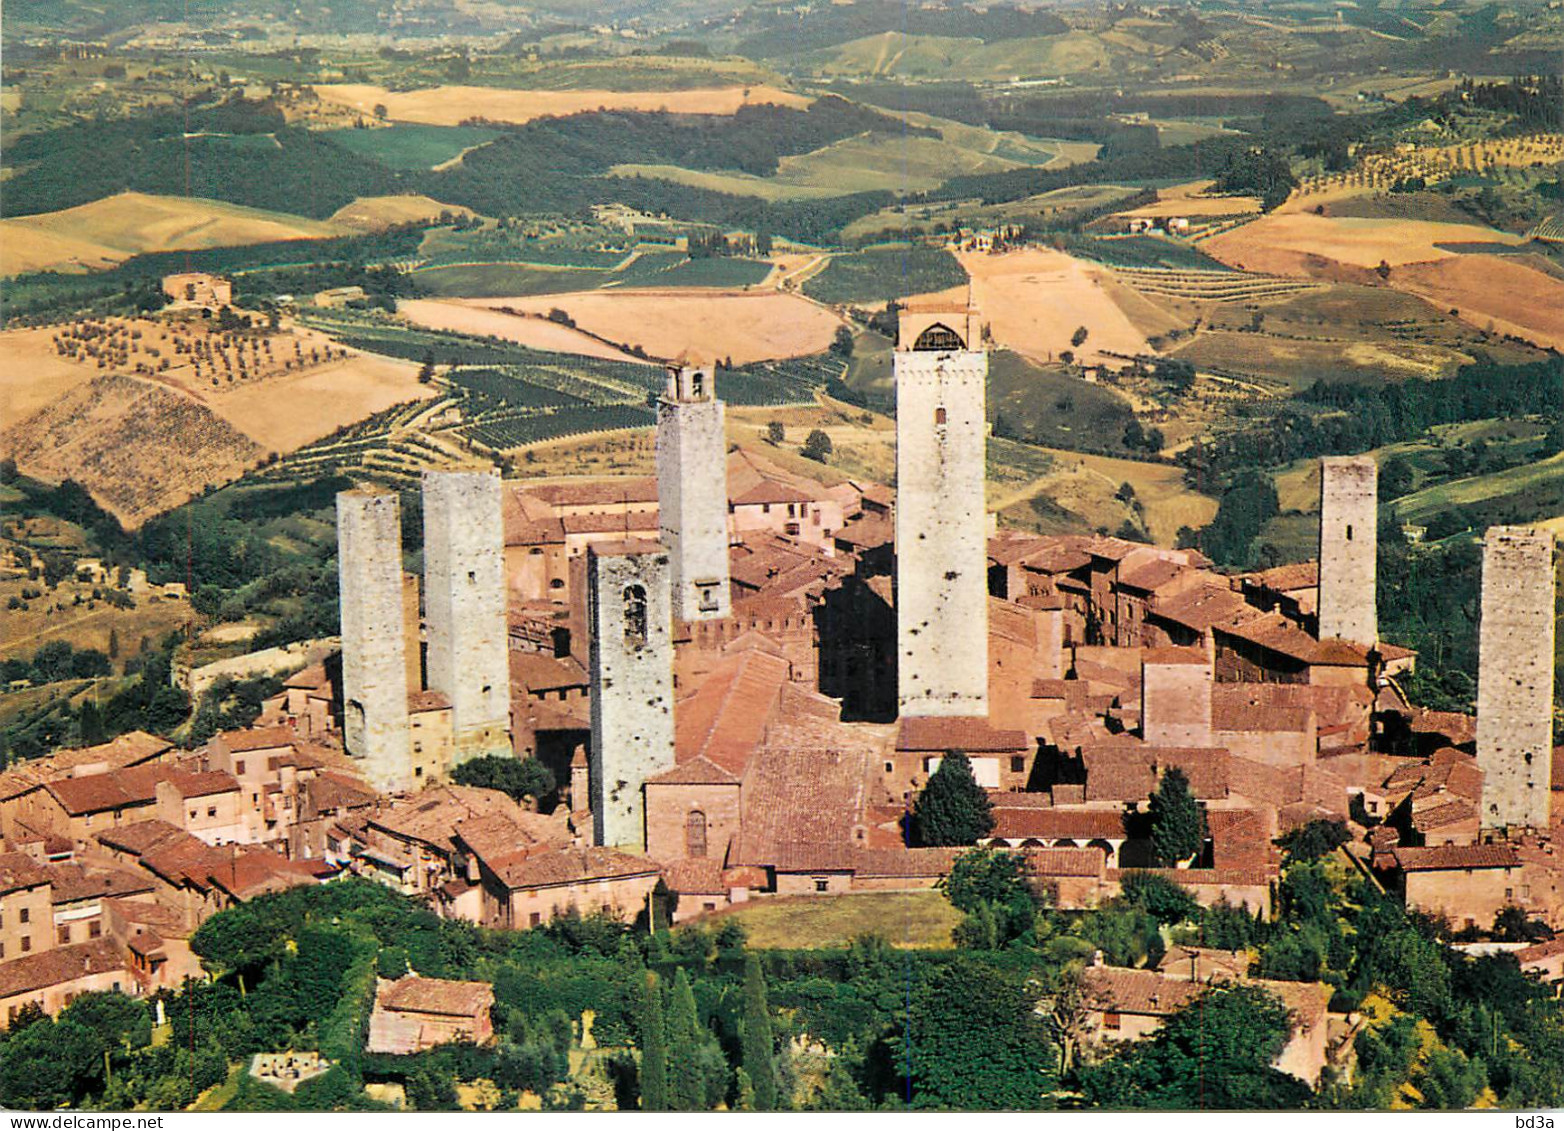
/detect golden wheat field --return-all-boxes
[311,83,811,127]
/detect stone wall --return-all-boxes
[1141,652,1213,747]
[894,312,989,718]
[1476,526,1557,830]
[657,365,732,622]
[588,544,676,850]
[422,470,513,764]
[1317,456,1378,644]
[337,490,411,793]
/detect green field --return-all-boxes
[411,262,606,297]
[707,890,961,949]
[802,244,967,303]
[1394,451,1564,530]
[987,350,1139,455]
[323,124,501,170]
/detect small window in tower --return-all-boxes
[935,406,947,425]
[696,581,721,612]
[1345,525,1354,542]
[692,372,704,398]
[468,570,476,582]
[623,584,649,649]
[686,810,708,857]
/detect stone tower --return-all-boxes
[588,541,675,850]
[894,302,989,718]
[656,359,731,622]
[1476,526,1557,831]
[1318,455,1378,644]
[336,489,412,794]
[422,469,513,765]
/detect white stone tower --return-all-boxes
[1476,526,1557,831]
[1318,455,1378,645]
[337,488,412,794]
[656,359,731,622]
[587,541,675,850]
[422,468,513,765]
[894,302,989,718]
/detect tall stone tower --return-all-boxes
[656,359,731,622]
[1476,526,1557,831]
[336,489,412,794]
[1317,455,1378,644]
[894,302,989,718]
[1141,647,1214,748]
[422,469,513,765]
[587,541,675,850]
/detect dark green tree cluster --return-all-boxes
[450,754,558,806]
[910,751,994,846]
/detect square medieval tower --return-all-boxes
[894,302,989,718]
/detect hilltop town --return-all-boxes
[0,300,1559,1108]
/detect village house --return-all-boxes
[366,975,495,1055]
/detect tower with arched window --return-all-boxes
[657,357,732,622]
[586,541,676,850]
[893,302,990,718]
[337,488,413,793]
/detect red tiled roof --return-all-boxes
[1118,559,1188,594]
[526,478,658,509]
[989,808,1126,841]
[493,845,660,889]
[896,716,1029,753]
[1516,937,1564,964]
[0,939,126,1000]
[1393,844,1520,872]
[1143,646,1209,667]
[1243,561,1319,592]
[510,652,588,693]
[380,975,494,1017]
[674,648,793,776]
[407,690,451,712]
[647,756,741,786]
[164,770,240,799]
[662,857,727,895]
[0,852,51,896]
[217,726,297,752]
[95,819,187,857]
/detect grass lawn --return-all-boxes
[411,263,606,297]
[709,890,961,949]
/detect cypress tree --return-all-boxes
[741,954,777,1111]
[666,968,704,1110]
[910,751,994,846]
[638,969,669,1111]
[1148,767,1204,866]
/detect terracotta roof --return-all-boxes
[1081,743,1229,802]
[989,808,1126,841]
[674,648,794,776]
[216,726,297,752]
[1143,646,1209,667]
[1516,937,1564,965]
[45,764,183,816]
[646,756,741,786]
[406,690,451,713]
[95,819,187,858]
[492,845,659,889]
[662,857,727,895]
[0,939,126,1000]
[308,772,379,812]
[526,478,658,509]
[45,863,153,904]
[833,514,894,551]
[1393,844,1520,872]
[1243,561,1319,592]
[561,512,661,536]
[1083,966,1200,1016]
[283,664,330,690]
[510,652,588,693]
[380,975,494,1017]
[1118,559,1188,594]
[733,721,884,868]
[896,716,1029,753]
[1021,846,1110,877]
[0,852,51,896]
[163,770,240,799]
[0,732,172,802]
[1409,709,1477,746]
[1411,798,1478,832]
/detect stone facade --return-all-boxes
[588,542,676,850]
[657,364,732,622]
[336,490,412,793]
[1317,456,1377,644]
[1476,526,1557,830]
[1141,648,1214,747]
[894,304,989,717]
[422,470,512,763]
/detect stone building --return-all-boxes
[366,975,494,1055]
[1476,526,1557,831]
[1317,456,1377,645]
[893,302,989,717]
[587,542,676,851]
[1141,647,1214,748]
[422,470,513,763]
[336,490,412,794]
[657,361,732,622]
[160,272,232,309]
